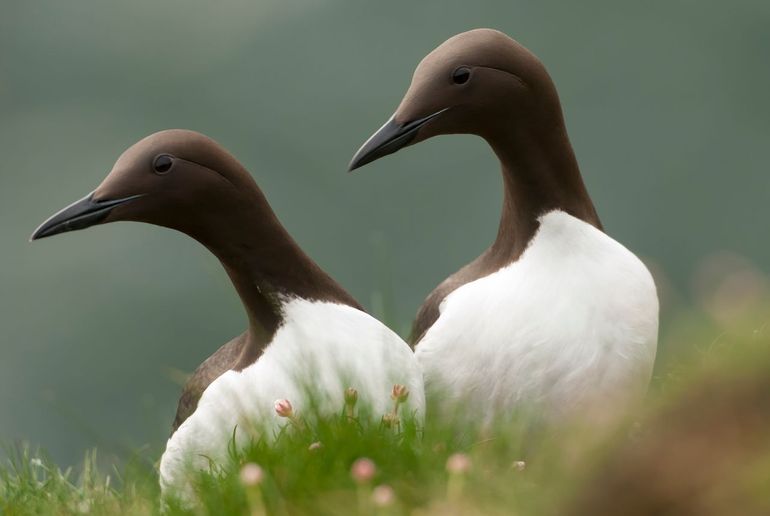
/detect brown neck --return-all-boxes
[484,119,601,262]
[181,187,361,342]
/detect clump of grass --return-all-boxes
[3,310,770,515]
[0,445,157,515]
[168,390,557,516]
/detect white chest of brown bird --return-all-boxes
[350,29,659,422]
[415,210,657,421]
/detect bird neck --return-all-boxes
[485,119,601,260]
[186,186,361,342]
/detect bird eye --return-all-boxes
[153,154,174,175]
[451,66,471,85]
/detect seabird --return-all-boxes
[349,29,658,423]
[31,129,425,501]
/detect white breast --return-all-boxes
[160,300,424,503]
[415,210,658,422]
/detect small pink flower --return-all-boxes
[446,453,472,475]
[274,399,293,418]
[350,457,376,484]
[308,441,323,452]
[239,463,264,487]
[391,384,409,402]
[371,484,395,507]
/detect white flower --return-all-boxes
[446,453,472,474]
[239,463,264,487]
[372,484,395,507]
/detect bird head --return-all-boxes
[31,130,259,241]
[348,28,562,171]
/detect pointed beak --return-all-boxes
[30,192,144,241]
[348,108,449,171]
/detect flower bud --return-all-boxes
[308,441,323,452]
[391,384,409,402]
[350,458,376,484]
[381,412,399,428]
[274,399,293,418]
[344,387,358,406]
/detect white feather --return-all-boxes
[159,300,424,503]
[415,210,658,421]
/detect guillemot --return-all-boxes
[349,29,658,422]
[31,129,425,501]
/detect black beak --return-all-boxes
[30,192,144,241]
[348,108,449,171]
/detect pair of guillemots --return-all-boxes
[32,29,658,501]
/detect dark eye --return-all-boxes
[451,66,471,85]
[153,154,174,174]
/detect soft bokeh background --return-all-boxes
[1,0,768,466]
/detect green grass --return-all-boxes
[3,305,770,515]
[1,407,572,516]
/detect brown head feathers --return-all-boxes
[32,129,361,336]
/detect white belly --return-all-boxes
[415,210,658,422]
[160,300,424,503]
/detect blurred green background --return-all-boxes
[1,0,768,466]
